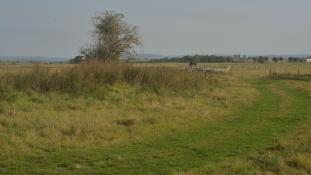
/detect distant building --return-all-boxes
[307,58,311,63]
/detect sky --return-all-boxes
[0,0,311,57]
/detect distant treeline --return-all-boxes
[146,55,308,64]
[149,55,236,63]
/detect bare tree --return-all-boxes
[81,11,142,61]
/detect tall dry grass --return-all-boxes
[0,61,210,98]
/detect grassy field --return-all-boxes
[0,62,310,174]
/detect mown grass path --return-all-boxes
[1,80,310,175]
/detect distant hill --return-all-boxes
[0,56,69,62]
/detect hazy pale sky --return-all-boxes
[1,0,311,57]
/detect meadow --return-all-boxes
[0,62,310,174]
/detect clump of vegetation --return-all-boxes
[116,119,136,127]
[0,61,210,98]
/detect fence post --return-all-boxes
[269,68,272,76]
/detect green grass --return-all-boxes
[183,81,311,175]
[0,78,310,175]
[0,63,310,174]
